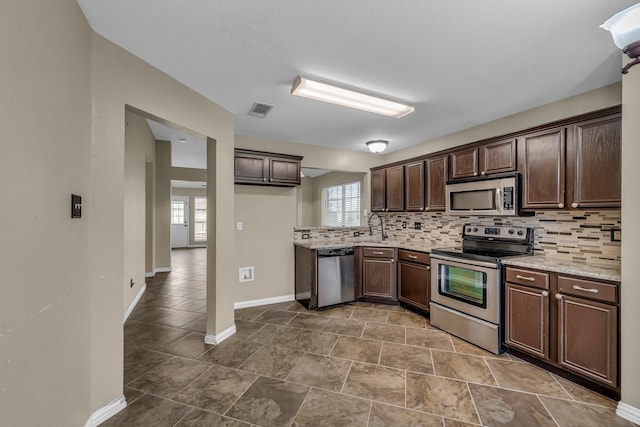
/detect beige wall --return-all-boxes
[0,1,92,425]
[172,187,208,247]
[124,111,156,314]
[155,140,172,271]
[234,185,298,300]
[297,177,314,227]
[381,83,622,164]
[89,33,235,418]
[621,62,640,410]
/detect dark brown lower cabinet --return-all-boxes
[397,250,430,313]
[358,247,397,303]
[504,283,549,360]
[504,266,620,396]
[557,294,618,388]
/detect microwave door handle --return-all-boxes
[495,188,501,212]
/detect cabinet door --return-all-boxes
[519,127,566,209]
[566,115,621,209]
[371,169,386,212]
[425,155,447,211]
[385,165,405,211]
[479,138,516,176]
[235,153,268,183]
[505,283,550,360]
[449,147,479,180]
[270,157,300,185]
[362,258,397,301]
[557,294,618,387]
[398,261,430,312]
[405,161,425,212]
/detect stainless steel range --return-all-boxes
[430,224,533,354]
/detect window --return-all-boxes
[322,181,360,227]
[194,197,207,241]
[171,201,185,225]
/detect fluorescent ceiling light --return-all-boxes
[291,76,414,118]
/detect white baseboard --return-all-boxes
[84,394,126,427]
[204,324,236,345]
[617,401,640,424]
[144,267,172,278]
[234,294,295,309]
[123,284,146,323]
[189,244,207,248]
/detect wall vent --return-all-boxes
[248,102,274,118]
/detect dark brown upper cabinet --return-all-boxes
[449,139,516,180]
[566,114,621,209]
[371,169,387,212]
[518,127,566,209]
[385,165,405,211]
[234,149,303,187]
[448,146,479,180]
[479,138,517,176]
[405,161,425,211]
[425,155,447,211]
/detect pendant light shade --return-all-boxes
[601,3,640,74]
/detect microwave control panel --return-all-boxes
[502,186,514,210]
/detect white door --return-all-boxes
[171,196,189,248]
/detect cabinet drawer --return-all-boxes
[398,249,430,264]
[363,247,395,258]
[558,276,618,304]
[505,267,549,290]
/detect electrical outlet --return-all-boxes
[402,221,407,229]
[239,267,254,282]
[611,228,621,242]
[414,222,422,230]
[301,233,310,239]
[353,231,361,237]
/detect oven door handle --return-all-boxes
[430,253,499,269]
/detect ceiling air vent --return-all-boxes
[248,102,274,118]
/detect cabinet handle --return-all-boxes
[425,207,429,211]
[473,172,478,176]
[541,291,549,297]
[557,203,564,208]
[408,255,418,259]
[373,251,384,255]
[427,266,431,270]
[263,177,267,182]
[515,274,536,282]
[571,202,578,208]
[391,259,395,263]
[555,293,563,300]
[481,171,486,176]
[573,285,599,294]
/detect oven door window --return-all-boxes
[438,264,487,308]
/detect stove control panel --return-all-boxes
[463,225,530,240]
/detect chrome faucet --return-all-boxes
[368,212,388,241]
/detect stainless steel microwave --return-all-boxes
[446,173,530,216]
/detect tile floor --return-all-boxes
[107,248,636,426]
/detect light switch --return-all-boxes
[236,221,243,231]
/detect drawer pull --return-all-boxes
[558,203,564,208]
[572,285,599,294]
[541,291,549,297]
[516,274,536,282]
[408,255,418,259]
[571,202,578,208]
[373,251,384,255]
[427,266,431,270]
[555,293,563,300]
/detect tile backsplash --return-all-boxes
[294,210,621,265]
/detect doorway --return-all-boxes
[171,196,190,248]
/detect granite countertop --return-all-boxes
[502,255,621,282]
[294,238,439,253]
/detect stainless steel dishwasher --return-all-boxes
[316,247,355,309]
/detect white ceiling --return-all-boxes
[78,1,635,156]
